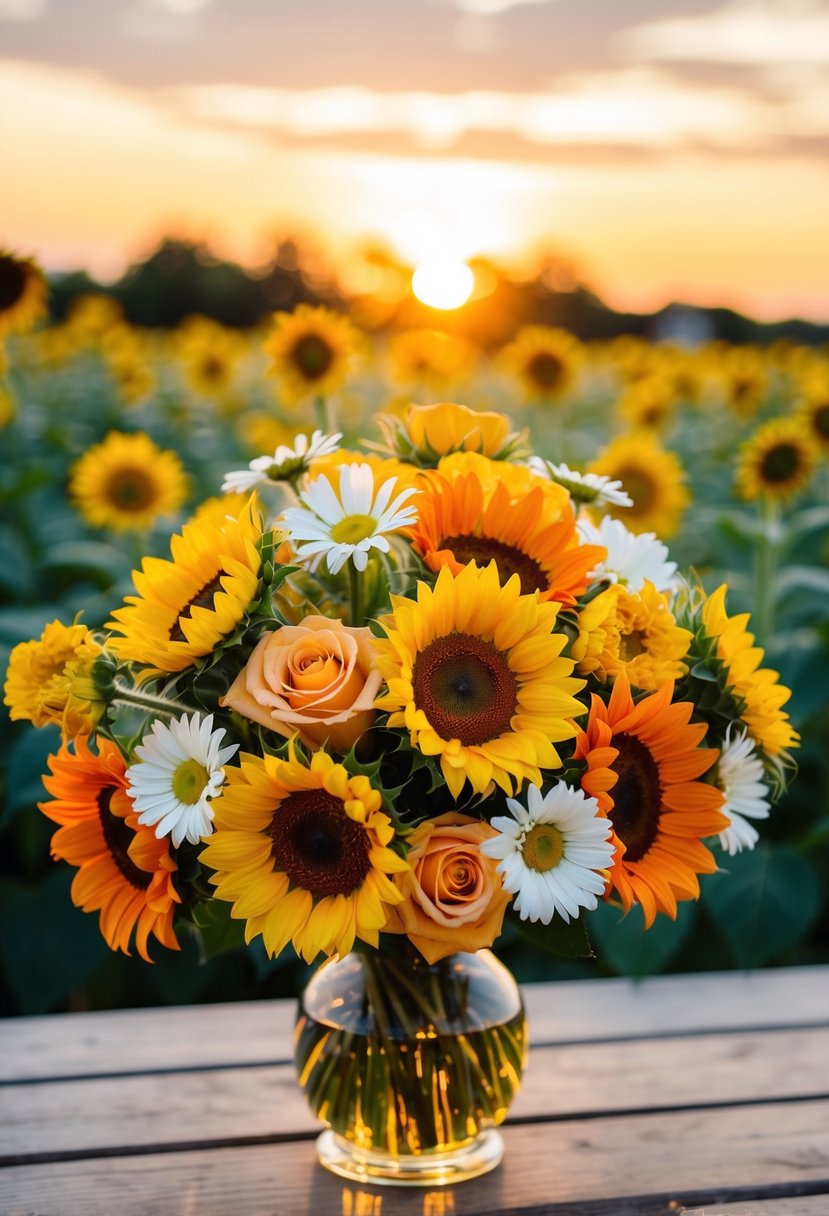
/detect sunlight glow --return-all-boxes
[412,261,475,309]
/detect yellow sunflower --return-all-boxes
[374,561,586,799]
[107,496,262,676]
[701,584,799,757]
[69,431,188,533]
[797,384,829,453]
[263,304,359,406]
[588,434,690,538]
[410,465,605,606]
[200,746,409,962]
[572,581,692,691]
[40,737,180,961]
[617,376,676,433]
[574,672,727,928]
[176,316,245,398]
[65,294,124,343]
[735,417,818,503]
[388,329,477,392]
[499,325,584,401]
[4,619,104,740]
[721,346,768,416]
[0,251,48,336]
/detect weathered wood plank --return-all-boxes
[2,1101,829,1216]
[681,1201,829,1216]
[3,1026,828,1161]
[3,966,827,1082]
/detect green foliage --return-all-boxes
[590,901,696,978]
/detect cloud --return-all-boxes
[0,0,46,19]
[618,0,829,66]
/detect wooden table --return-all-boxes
[2,966,829,1215]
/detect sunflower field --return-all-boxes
[1,254,828,1015]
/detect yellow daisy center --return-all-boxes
[522,823,564,873]
[759,442,801,484]
[439,534,548,595]
[97,787,150,890]
[608,734,662,862]
[171,759,209,805]
[292,334,334,381]
[0,256,26,312]
[271,789,371,898]
[411,632,517,746]
[330,514,377,545]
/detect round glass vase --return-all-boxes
[294,943,527,1187]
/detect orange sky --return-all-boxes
[3,0,829,320]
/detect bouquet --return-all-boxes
[4,400,798,970]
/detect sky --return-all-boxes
[2,0,829,320]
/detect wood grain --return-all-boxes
[3,1026,829,1161]
[3,1100,829,1216]
[680,1201,829,1216]
[3,966,827,1082]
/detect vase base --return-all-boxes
[316,1128,504,1188]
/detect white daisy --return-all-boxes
[280,462,419,575]
[577,515,678,593]
[126,713,238,847]
[715,726,770,856]
[528,458,632,511]
[221,430,342,494]
[480,783,614,924]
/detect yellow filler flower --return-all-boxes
[4,620,104,740]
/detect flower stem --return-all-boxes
[111,680,197,719]
[314,395,329,432]
[753,498,780,646]
[348,560,364,627]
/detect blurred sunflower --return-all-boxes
[618,376,676,432]
[388,328,477,393]
[374,561,585,799]
[263,304,359,406]
[588,434,689,538]
[39,737,180,961]
[201,746,408,962]
[498,325,583,401]
[721,346,768,416]
[735,417,817,503]
[0,251,48,335]
[177,316,245,398]
[797,381,829,453]
[107,496,262,676]
[69,431,188,533]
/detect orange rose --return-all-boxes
[220,615,382,752]
[383,813,511,963]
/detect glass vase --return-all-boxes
[293,943,527,1186]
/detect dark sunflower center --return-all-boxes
[292,334,334,381]
[0,256,26,312]
[608,733,662,863]
[271,789,371,898]
[411,631,517,746]
[105,467,157,512]
[169,572,225,643]
[201,354,225,382]
[97,787,151,890]
[760,442,800,484]
[527,351,564,390]
[615,469,656,514]
[812,403,829,441]
[439,535,548,595]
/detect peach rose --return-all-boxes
[383,813,511,963]
[220,615,382,752]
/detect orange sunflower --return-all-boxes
[573,672,728,927]
[39,737,180,960]
[409,467,605,606]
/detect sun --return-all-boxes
[412,260,474,310]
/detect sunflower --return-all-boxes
[588,434,690,538]
[39,737,180,960]
[388,329,477,392]
[107,496,262,676]
[796,378,829,452]
[4,619,104,740]
[263,305,359,406]
[498,325,583,401]
[176,316,245,398]
[573,672,728,927]
[374,561,586,798]
[200,746,409,962]
[410,466,605,606]
[0,251,48,335]
[701,584,799,757]
[572,581,692,691]
[735,417,817,503]
[69,432,188,533]
[721,346,768,416]
[618,376,676,432]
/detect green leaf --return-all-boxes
[2,724,60,823]
[589,899,696,977]
[702,844,821,968]
[511,912,592,959]
[0,869,110,1013]
[181,900,248,960]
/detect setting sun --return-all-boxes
[412,261,475,310]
